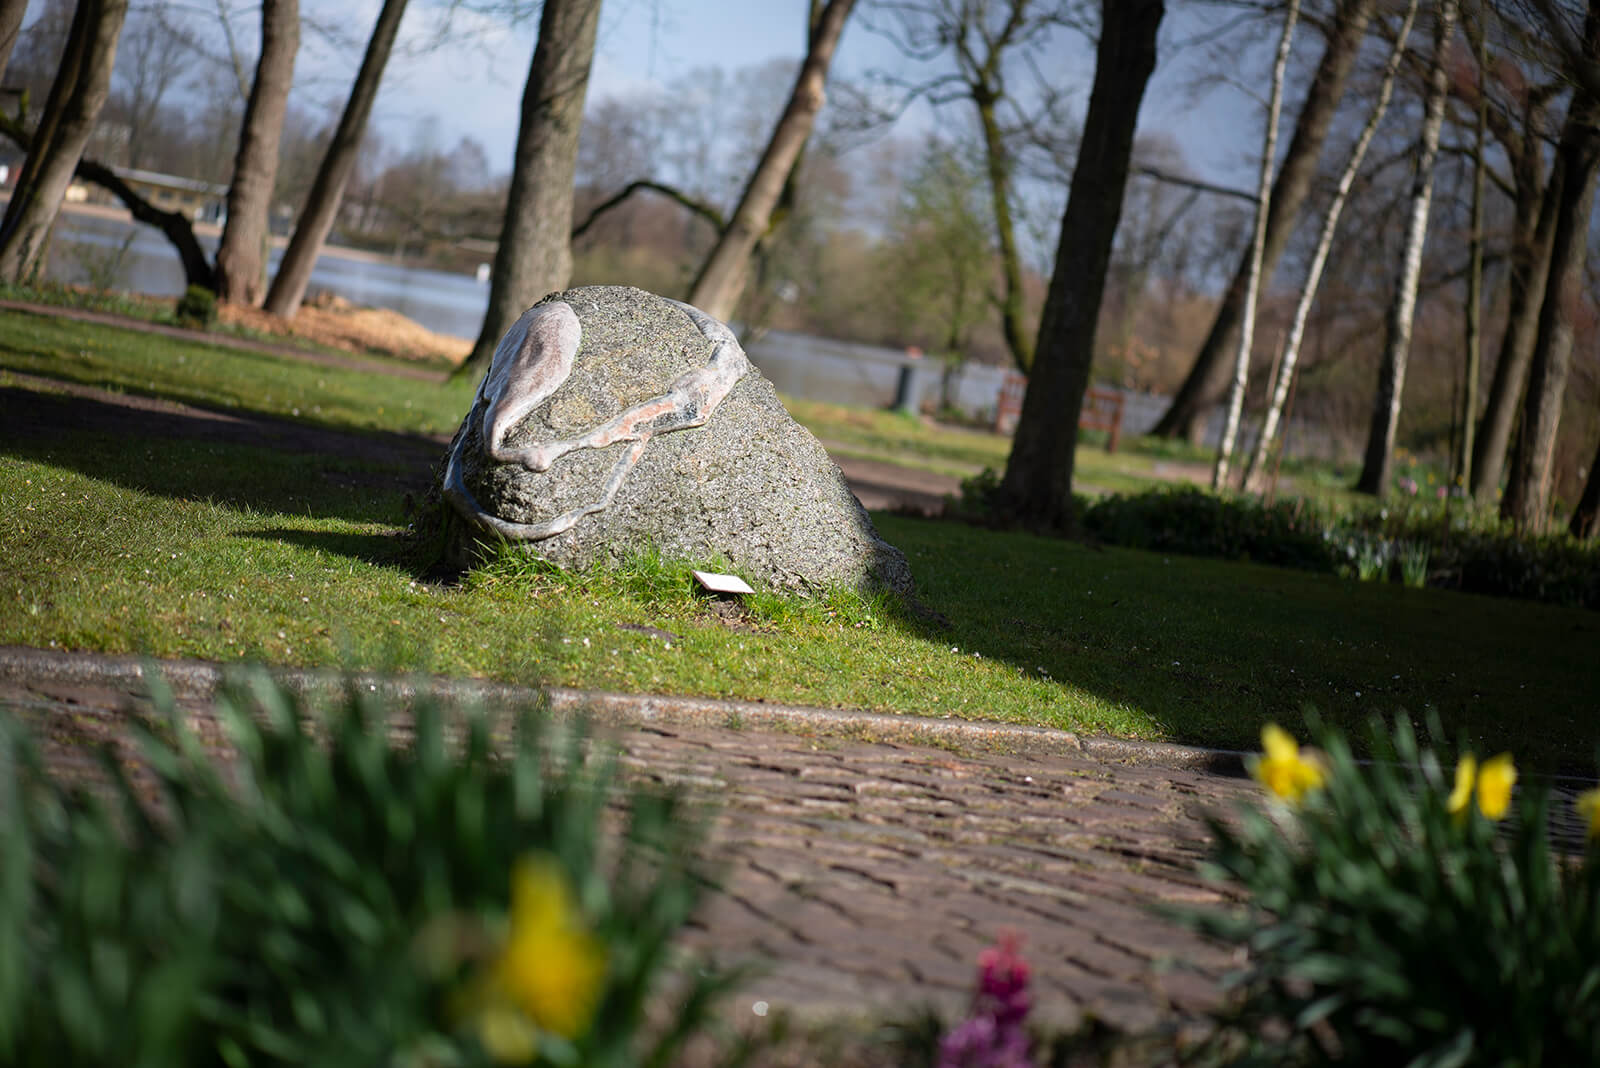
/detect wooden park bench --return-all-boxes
[994,373,1125,452]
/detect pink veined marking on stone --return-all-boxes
[497,298,749,473]
[442,297,750,542]
[479,301,582,460]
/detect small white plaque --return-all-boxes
[692,570,755,595]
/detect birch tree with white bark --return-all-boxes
[1243,0,1420,493]
[1354,0,1457,497]
[1212,0,1299,491]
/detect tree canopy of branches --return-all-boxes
[882,136,993,360]
[865,0,1088,374]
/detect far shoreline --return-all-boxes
[9,196,477,275]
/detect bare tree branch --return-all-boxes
[570,179,726,241]
[0,112,216,290]
[1131,164,1258,202]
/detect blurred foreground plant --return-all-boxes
[0,670,743,1066]
[937,932,1033,1068]
[1177,717,1600,1064]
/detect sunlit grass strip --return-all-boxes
[4,430,1598,767]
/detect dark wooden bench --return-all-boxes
[994,374,1125,452]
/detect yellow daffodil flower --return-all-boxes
[1447,752,1516,821]
[1475,753,1516,821]
[464,855,609,1063]
[1575,789,1600,842]
[1252,724,1324,804]
[1447,754,1477,819]
[475,1004,540,1065]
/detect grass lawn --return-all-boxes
[0,304,476,435]
[1,310,1596,771]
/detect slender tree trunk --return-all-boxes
[215,0,299,304]
[463,0,602,371]
[1213,0,1298,490]
[1504,89,1600,530]
[687,0,855,324]
[1456,1,1488,491]
[262,0,407,318]
[976,90,1033,372]
[1152,0,1375,442]
[997,0,1163,530]
[0,0,28,84]
[1473,162,1556,501]
[1571,435,1600,538]
[1355,0,1456,497]
[0,0,129,284]
[1245,0,1418,492]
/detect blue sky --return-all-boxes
[345,0,1271,191]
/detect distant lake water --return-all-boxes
[47,210,492,339]
[41,209,1264,450]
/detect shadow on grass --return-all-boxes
[234,526,414,568]
[0,384,440,530]
[876,513,1600,773]
[7,380,1597,771]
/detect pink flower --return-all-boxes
[939,932,1033,1068]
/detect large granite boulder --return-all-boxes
[442,285,913,596]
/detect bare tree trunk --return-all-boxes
[462,0,602,371]
[1354,0,1456,498]
[1504,90,1600,530]
[1245,0,1418,492]
[1471,149,1557,500]
[2,0,90,246]
[1213,0,1298,491]
[1151,0,1375,442]
[215,0,299,305]
[0,0,129,284]
[262,0,407,318]
[1571,435,1600,538]
[0,0,28,84]
[687,0,855,324]
[997,0,1163,530]
[1455,0,1488,492]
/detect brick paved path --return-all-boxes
[621,722,1247,1036]
[0,649,1256,1051]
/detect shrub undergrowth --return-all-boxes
[958,478,1600,610]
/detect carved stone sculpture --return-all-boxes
[442,285,913,596]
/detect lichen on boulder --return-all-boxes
[441,285,913,596]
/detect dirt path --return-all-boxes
[2,361,959,515]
